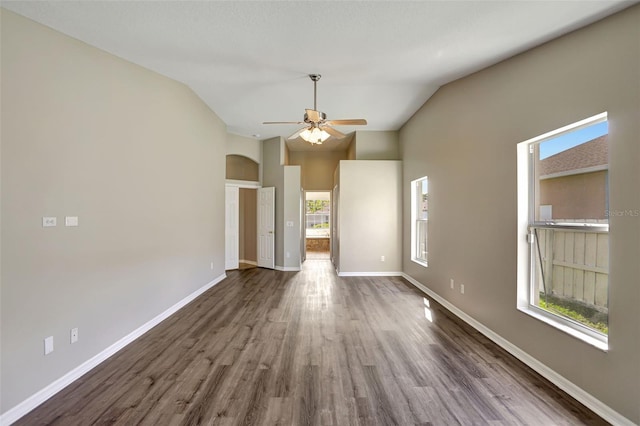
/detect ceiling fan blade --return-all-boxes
[322,126,346,139]
[287,127,309,140]
[324,119,367,126]
[263,76,367,134]
[263,121,305,125]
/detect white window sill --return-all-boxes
[518,306,608,352]
[411,258,428,268]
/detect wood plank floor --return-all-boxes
[17,260,607,425]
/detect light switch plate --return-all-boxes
[65,216,79,227]
[44,336,54,355]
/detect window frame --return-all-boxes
[411,176,429,267]
[517,112,609,351]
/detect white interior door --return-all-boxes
[258,187,275,269]
[301,189,306,262]
[225,186,239,270]
[332,184,339,268]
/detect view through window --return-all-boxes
[526,113,609,340]
[305,192,330,239]
[411,177,429,266]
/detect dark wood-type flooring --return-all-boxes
[17,260,607,425]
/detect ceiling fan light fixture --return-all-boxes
[299,127,330,144]
[263,74,367,144]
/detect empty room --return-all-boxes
[1,2,639,425]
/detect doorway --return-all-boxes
[225,185,276,271]
[226,187,258,270]
[238,188,258,269]
[305,191,331,260]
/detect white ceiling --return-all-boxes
[2,1,634,151]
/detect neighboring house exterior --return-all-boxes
[538,135,608,221]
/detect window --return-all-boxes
[411,177,429,266]
[517,113,609,349]
[305,192,330,238]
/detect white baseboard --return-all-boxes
[239,259,257,266]
[338,271,403,277]
[400,273,635,426]
[275,265,300,272]
[0,273,227,426]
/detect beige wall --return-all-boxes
[226,154,259,181]
[226,133,261,165]
[288,150,347,190]
[226,133,262,184]
[332,166,341,270]
[353,131,400,160]
[262,138,301,269]
[337,161,402,274]
[1,9,227,414]
[283,138,290,166]
[346,135,357,160]
[400,5,639,423]
[262,138,285,266]
[287,131,396,206]
[283,166,302,269]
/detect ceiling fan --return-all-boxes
[263,74,367,145]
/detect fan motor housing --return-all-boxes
[304,110,326,123]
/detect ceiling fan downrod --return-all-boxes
[309,74,321,111]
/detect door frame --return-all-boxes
[257,187,276,269]
[304,190,332,260]
[225,181,261,271]
[225,186,240,270]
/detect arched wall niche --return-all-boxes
[226,154,259,181]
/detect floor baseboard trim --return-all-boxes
[400,273,635,426]
[274,265,300,272]
[338,271,403,277]
[0,273,227,426]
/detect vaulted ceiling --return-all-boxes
[2,1,634,151]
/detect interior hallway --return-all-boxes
[305,251,330,261]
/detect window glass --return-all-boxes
[411,177,428,266]
[524,115,609,340]
[306,195,330,238]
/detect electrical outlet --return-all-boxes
[380,255,385,262]
[44,336,54,355]
[460,284,465,294]
[450,278,454,289]
[210,261,214,270]
[70,328,78,344]
[42,217,57,227]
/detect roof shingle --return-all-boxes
[540,135,608,176]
